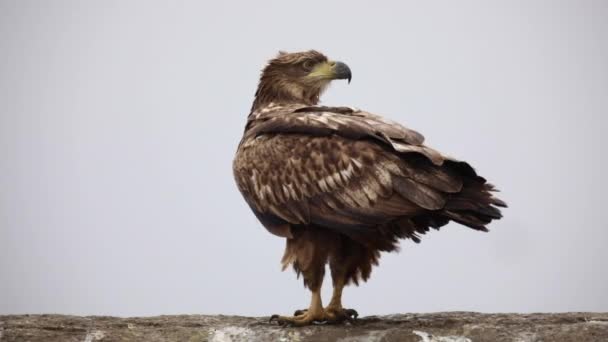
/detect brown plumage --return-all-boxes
[233,50,506,326]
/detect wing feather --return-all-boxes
[234,132,435,233]
[392,177,446,210]
[234,104,503,241]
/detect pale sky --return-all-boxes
[1,0,607,317]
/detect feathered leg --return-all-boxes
[324,238,363,322]
[270,227,331,326]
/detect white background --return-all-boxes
[1,0,607,316]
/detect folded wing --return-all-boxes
[234,105,505,248]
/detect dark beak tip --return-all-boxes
[334,61,352,84]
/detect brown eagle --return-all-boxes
[233,50,505,326]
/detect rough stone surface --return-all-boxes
[1,312,607,342]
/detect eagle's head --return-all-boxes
[251,50,352,111]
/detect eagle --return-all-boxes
[233,50,506,326]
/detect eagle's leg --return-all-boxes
[325,278,357,321]
[270,274,327,326]
[271,228,358,326]
[324,236,364,321]
[291,272,357,322]
[325,264,358,322]
[270,227,354,326]
[283,235,360,323]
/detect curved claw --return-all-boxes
[293,309,307,316]
[269,314,279,324]
[344,308,359,320]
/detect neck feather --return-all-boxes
[250,78,322,113]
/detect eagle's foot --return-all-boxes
[293,307,358,320]
[269,310,325,327]
[270,307,357,326]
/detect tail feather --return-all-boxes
[443,179,505,231]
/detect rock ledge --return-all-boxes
[1,312,607,341]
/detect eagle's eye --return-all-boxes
[302,60,315,72]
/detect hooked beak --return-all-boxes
[308,60,352,84]
[331,61,352,84]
